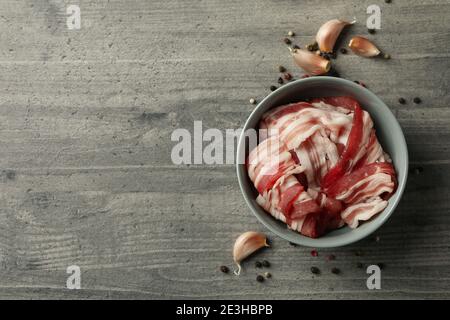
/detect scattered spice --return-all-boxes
[383,53,391,60]
[277,77,284,84]
[331,267,341,275]
[310,266,320,274]
[413,97,422,104]
[270,85,277,91]
[283,72,293,80]
[306,42,318,51]
[264,272,272,278]
[249,98,256,104]
[385,0,392,3]
[327,254,336,261]
[368,28,376,34]
[311,250,318,257]
[398,97,406,104]
[293,44,300,50]
[256,275,265,282]
[262,260,271,268]
[356,262,363,269]
[255,261,262,268]
[288,31,295,37]
[283,37,292,45]
[220,265,230,274]
[278,65,286,73]
[340,48,347,54]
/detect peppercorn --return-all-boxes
[310,266,320,274]
[293,44,300,49]
[270,85,277,91]
[256,275,265,282]
[283,38,291,45]
[283,72,293,80]
[340,48,347,54]
[385,0,391,3]
[220,265,229,274]
[356,262,363,269]
[288,31,295,37]
[368,28,376,34]
[277,77,284,84]
[255,261,262,268]
[398,97,406,104]
[278,65,286,73]
[413,97,421,104]
[262,260,270,268]
[264,272,272,278]
[331,267,340,275]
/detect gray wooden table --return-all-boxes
[0,0,449,299]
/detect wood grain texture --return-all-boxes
[0,0,449,299]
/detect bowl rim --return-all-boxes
[236,76,408,247]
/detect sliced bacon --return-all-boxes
[341,197,388,228]
[248,96,397,238]
[326,162,396,200]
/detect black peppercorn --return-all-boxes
[278,65,286,73]
[262,260,270,267]
[255,261,262,268]
[398,97,406,104]
[270,85,277,91]
[283,38,291,45]
[277,77,284,84]
[413,97,421,104]
[220,265,229,273]
[340,48,347,54]
[310,266,320,274]
[385,0,392,3]
[331,267,340,274]
[368,28,376,34]
[256,275,265,282]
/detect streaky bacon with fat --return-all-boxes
[247,96,397,238]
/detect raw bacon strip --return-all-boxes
[326,162,396,201]
[341,197,388,228]
[321,97,364,189]
[248,136,302,193]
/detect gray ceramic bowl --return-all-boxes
[236,76,408,247]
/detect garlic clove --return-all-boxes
[233,231,269,275]
[291,48,331,75]
[348,36,381,57]
[316,19,355,53]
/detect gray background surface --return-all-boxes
[0,0,449,299]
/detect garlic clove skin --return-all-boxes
[233,231,269,275]
[316,19,354,53]
[291,48,331,75]
[348,36,381,57]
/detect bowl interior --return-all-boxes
[236,77,408,247]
